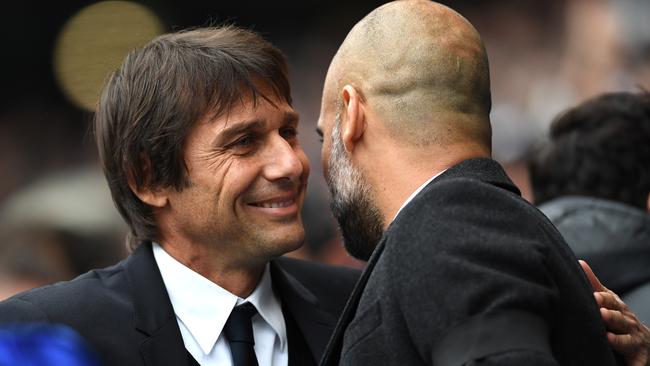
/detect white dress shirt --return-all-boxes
[152,243,288,366]
[393,170,447,221]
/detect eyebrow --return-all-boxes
[316,127,323,137]
[283,111,300,126]
[215,111,300,144]
[217,120,265,144]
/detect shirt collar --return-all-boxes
[393,169,446,221]
[152,243,287,354]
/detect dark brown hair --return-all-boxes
[530,91,650,208]
[94,26,292,248]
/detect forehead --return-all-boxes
[217,95,296,129]
[209,81,296,123]
[317,75,339,130]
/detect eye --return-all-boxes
[316,130,324,143]
[233,135,253,147]
[280,126,298,140]
[228,134,259,153]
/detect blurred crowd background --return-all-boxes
[1,0,649,300]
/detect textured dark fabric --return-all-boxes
[321,158,619,366]
[224,303,258,366]
[540,196,650,325]
[0,242,360,366]
[283,298,318,366]
[432,310,552,366]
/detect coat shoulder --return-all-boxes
[276,257,360,310]
[0,260,130,324]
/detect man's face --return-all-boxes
[164,84,310,265]
[317,90,384,261]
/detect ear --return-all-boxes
[340,85,365,153]
[129,183,169,209]
[126,159,168,209]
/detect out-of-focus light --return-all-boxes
[53,1,164,111]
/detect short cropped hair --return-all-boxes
[94,26,292,248]
[530,91,650,208]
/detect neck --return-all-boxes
[157,239,265,298]
[362,141,490,229]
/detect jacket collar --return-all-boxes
[435,157,520,196]
[125,242,343,365]
[124,242,192,366]
[270,258,339,362]
[319,236,387,366]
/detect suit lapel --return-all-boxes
[125,242,190,366]
[318,236,387,366]
[270,260,339,362]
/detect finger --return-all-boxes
[601,308,637,334]
[579,260,605,291]
[607,332,639,354]
[595,291,626,312]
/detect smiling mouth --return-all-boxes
[251,199,295,208]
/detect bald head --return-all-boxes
[325,0,491,147]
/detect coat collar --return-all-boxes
[318,236,387,366]
[125,242,343,365]
[270,258,339,362]
[435,157,519,196]
[124,242,192,366]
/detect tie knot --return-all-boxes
[224,303,258,344]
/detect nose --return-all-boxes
[263,135,308,183]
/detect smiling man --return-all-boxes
[0,26,359,366]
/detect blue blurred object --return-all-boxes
[0,323,102,366]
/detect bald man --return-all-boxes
[316,1,631,365]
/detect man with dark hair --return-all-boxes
[530,91,650,325]
[317,1,649,365]
[0,26,359,366]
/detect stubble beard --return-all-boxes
[326,116,385,261]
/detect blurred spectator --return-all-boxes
[529,91,650,324]
[0,226,73,300]
[0,167,127,300]
[0,323,102,366]
[0,225,126,301]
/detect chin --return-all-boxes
[265,226,305,257]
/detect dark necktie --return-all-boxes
[223,303,259,366]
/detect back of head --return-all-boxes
[94,26,291,248]
[327,0,492,147]
[530,91,650,209]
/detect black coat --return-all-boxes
[321,158,619,366]
[0,242,360,365]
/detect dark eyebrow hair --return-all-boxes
[316,127,323,137]
[216,120,265,144]
[283,110,299,125]
[214,110,300,145]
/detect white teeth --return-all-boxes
[259,200,292,208]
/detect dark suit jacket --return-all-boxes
[0,242,360,365]
[321,158,619,366]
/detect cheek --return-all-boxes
[219,160,259,203]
